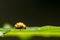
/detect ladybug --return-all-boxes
[14,22,27,30]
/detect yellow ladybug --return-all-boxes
[14,22,27,29]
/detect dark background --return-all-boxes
[0,0,60,27]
